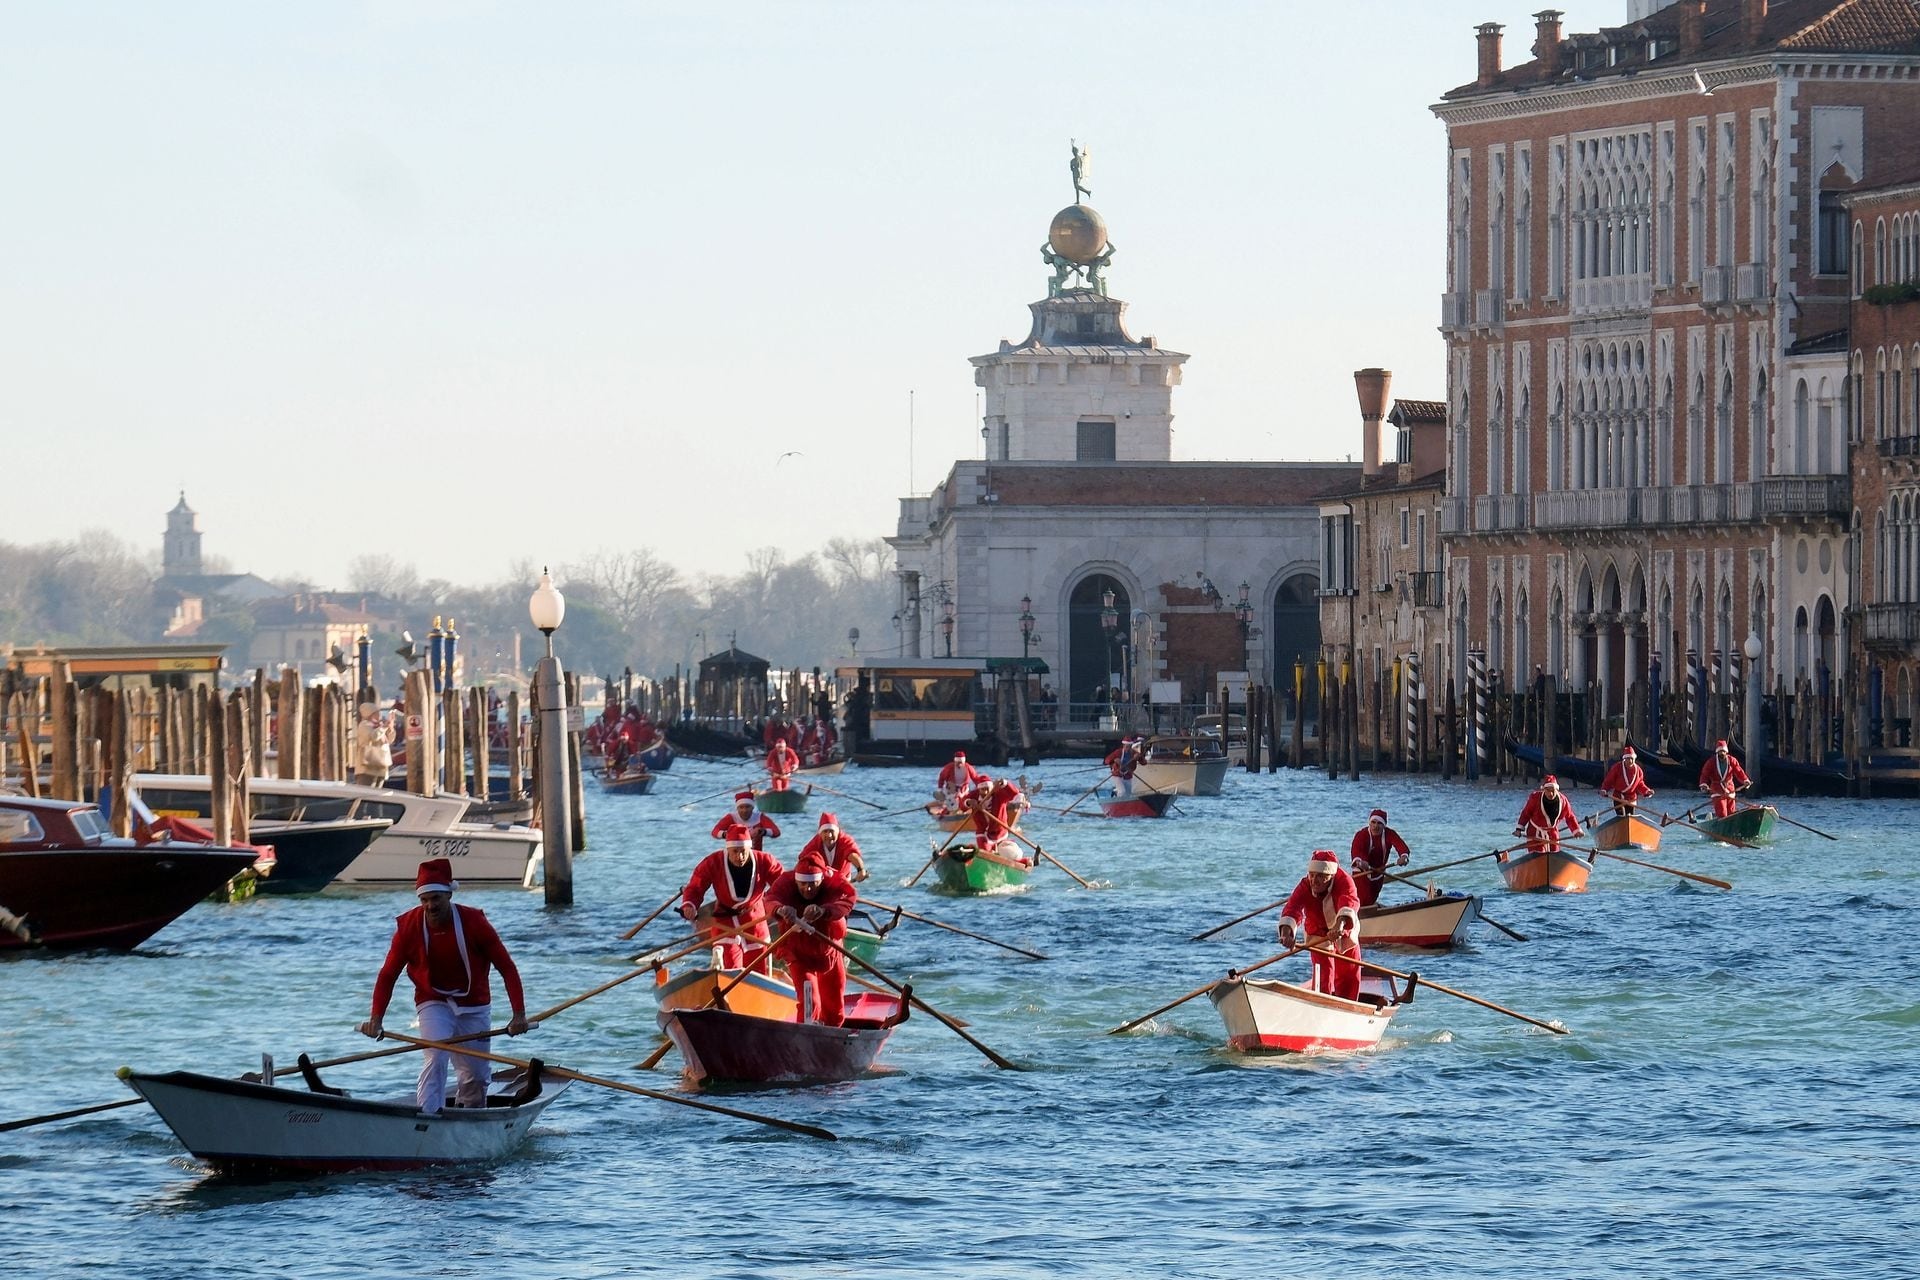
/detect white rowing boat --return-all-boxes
[1208,975,1398,1054]
[1359,893,1475,949]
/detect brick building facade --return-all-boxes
[1433,1,1920,741]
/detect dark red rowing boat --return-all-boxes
[655,990,908,1086]
[1097,791,1174,818]
[0,795,260,950]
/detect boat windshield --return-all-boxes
[872,675,973,713]
[0,810,45,845]
[67,809,109,842]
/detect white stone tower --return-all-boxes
[163,491,203,579]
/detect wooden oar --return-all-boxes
[1660,801,1711,827]
[1400,841,1528,880]
[679,782,749,812]
[619,891,682,941]
[1379,869,1528,942]
[905,822,970,888]
[873,800,941,819]
[0,1096,141,1133]
[858,896,1049,960]
[1587,847,1733,889]
[1302,944,1567,1035]
[1000,825,1098,890]
[377,1031,836,1141]
[802,779,884,811]
[1057,775,1110,817]
[1107,946,1307,1034]
[1770,806,1839,841]
[807,924,1018,1070]
[1190,896,1289,942]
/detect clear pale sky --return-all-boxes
[0,0,1537,588]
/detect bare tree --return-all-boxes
[564,548,684,635]
[347,554,423,603]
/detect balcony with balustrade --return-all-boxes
[1409,570,1445,610]
[1862,602,1920,651]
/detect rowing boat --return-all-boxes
[656,964,797,1021]
[1591,811,1661,852]
[1358,893,1475,949]
[1495,846,1593,893]
[1208,976,1398,1054]
[931,844,1031,894]
[599,768,655,796]
[656,991,907,1086]
[121,1060,568,1175]
[754,785,811,815]
[1693,804,1777,845]
[1097,791,1173,819]
[794,758,847,777]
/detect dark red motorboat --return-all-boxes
[655,990,908,1087]
[0,795,260,951]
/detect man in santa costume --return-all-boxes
[1697,739,1752,818]
[1347,808,1411,908]
[1599,745,1655,818]
[766,850,858,1025]
[679,823,785,970]
[798,812,867,882]
[712,790,782,851]
[359,858,529,1113]
[969,777,1029,858]
[1275,849,1363,1001]
[934,750,987,810]
[1103,736,1143,798]
[765,736,800,791]
[1514,775,1583,851]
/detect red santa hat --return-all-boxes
[953,750,967,760]
[794,850,830,884]
[733,790,755,804]
[1621,745,1637,759]
[722,823,752,848]
[1542,774,1559,788]
[1715,739,1729,752]
[1368,808,1387,822]
[415,858,457,896]
[817,812,840,835]
[1307,849,1340,874]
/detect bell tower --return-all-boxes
[163,491,203,579]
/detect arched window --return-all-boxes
[1793,605,1810,678]
[1794,378,1811,473]
[1548,587,1566,678]
[1879,510,1891,599]
[1750,368,1768,480]
[1877,217,1890,285]
[1688,373,1707,485]
[1515,588,1531,674]
[1489,589,1507,673]
[1716,371,1735,484]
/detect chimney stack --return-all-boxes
[1355,369,1394,478]
[1476,22,1505,87]
[1679,0,1706,55]
[1533,10,1564,78]
[1741,0,1768,45]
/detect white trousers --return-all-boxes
[415,1001,492,1113]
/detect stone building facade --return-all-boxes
[1433,1,1920,735]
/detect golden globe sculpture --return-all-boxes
[1047,204,1109,266]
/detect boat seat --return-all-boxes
[296,1053,347,1097]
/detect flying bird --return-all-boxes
[326,643,350,673]
[395,631,421,664]
[1693,70,1715,96]
[776,451,804,466]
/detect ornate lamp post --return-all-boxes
[529,568,572,906]
[1019,595,1039,659]
[890,611,903,655]
[355,630,372,698]
[1101,587,1121,702]
[940,602,955,658]
[848,626,860,657]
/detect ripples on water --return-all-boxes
[4,762,1916,1278]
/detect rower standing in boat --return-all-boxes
[1600,745,1655,818]
[1698,739,1752,819]
[1103,736,1143,799]
[1347,808,1410,908]
[680,823,785,970]
[767,850,857,1026]
[1514,775,1583,852]
[766,738,800,792]
[935,750,987,811]
[359,858,529,1113]
[712,790,782,851]
[969,777,1031,862]
[1275,850,1363,1001]
[799,812,868,882]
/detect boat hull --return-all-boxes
[1098,792,1173,818]
[637,740,674,771]
[656,965,798,1022]
[1592,812,1662,853]
[1695,805,1777,845]
[0,846,261,950]
[1131,760,1229,797]
[754,787,811,815]
[1359,894,1475,949]
[656,993,903,1086]
[599,771,655,796]
[932,846,1030,894]
[1496,847,1593,893]
[1208,977,1395,1054]
[335,827,541,888]
[794,759,847,776]
[247,819,388,894]
[123,1069,568,1175]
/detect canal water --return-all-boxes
[4,758,1915,1279]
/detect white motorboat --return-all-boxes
[135,774,542,888]
[1132,734,1231,797]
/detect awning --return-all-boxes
[983,656,1050,675]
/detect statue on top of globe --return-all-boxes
[1041,139,1115,296]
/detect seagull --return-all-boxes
[776,451,804,466]
[1693,70,1715,96]
[326,643,350,673]
[395,631,421,664]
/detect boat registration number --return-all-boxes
[420,838,473,858]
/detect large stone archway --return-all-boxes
[1067,573,1131,712]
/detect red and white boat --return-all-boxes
[122,1060,569,1175]
[1359,893,1475,949]
[1208,975,1398,1054]
[1496,845,1593,893]
[1097,791,1174,819]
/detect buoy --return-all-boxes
[115,1066,132,1079]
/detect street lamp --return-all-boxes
[355,630,372,698]
[1101,586,1122,701]
[1019,595,1039,659]
[940,602,955,658]
[848,626,860,656]
[890,612,903,655]
[528,566,572,906]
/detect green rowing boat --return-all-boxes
[1694,805,1777,845]
[754,786,811,815]
[931,845,1031,894]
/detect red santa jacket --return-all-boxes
[1698,754,1752,794]
[1280,868,1362,939]
[971,781,1025,839]
[766,741,799,777]
[798,830,864,878]
[1516,789,1583,838]
[711,809,782,848]
[681,848,785,920]
[1103,743,1140,779]
[1348,825,1411,905]
[370,903,525,1022]
[1600,760,1654,802]
[937,759,987,793]
[765,868,857,970]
